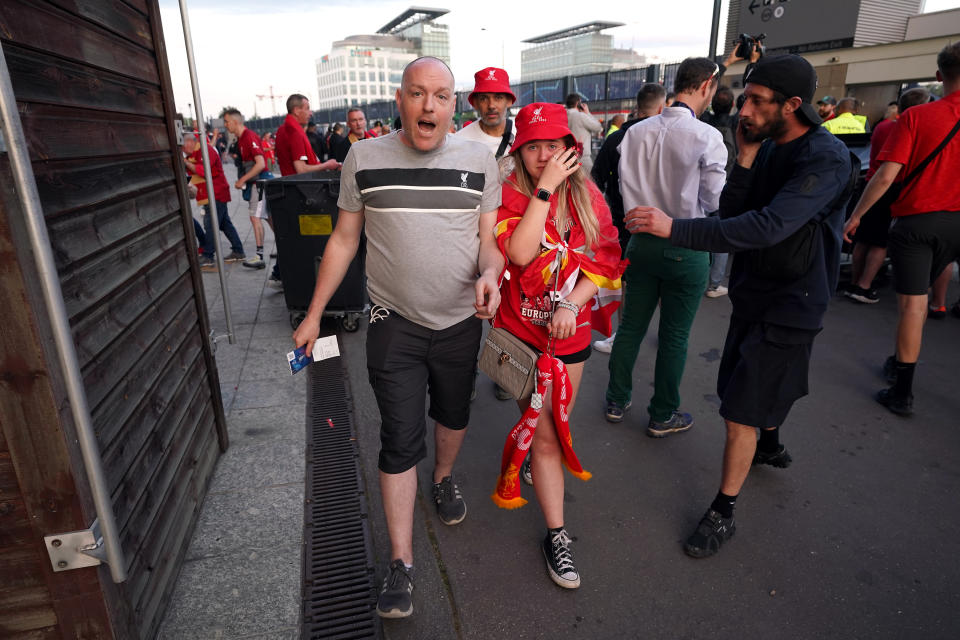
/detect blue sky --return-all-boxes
[159,0,960,120]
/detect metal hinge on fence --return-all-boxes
[44,518,109,572]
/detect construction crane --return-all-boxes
[256,86,284,117]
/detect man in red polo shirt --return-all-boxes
[843,41,960,416]
[275,93,340,176]
[272,93,340,287]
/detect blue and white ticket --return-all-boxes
[286,335,340,375]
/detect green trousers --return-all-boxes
[606,233,709,422]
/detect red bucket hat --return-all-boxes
[468,67,516,107]
[510,103,572,153]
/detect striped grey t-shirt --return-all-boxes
[338,132,501,330]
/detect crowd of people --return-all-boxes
[184,41,960,621]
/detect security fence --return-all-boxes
[244,62,681,134]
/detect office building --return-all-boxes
[315,7,450,111]
[520,22,644,82]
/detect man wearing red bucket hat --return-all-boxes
[457,66,517,162]
[457,67,518,402]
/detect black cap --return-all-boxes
[743,54,822,125]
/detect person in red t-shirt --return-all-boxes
[492,102,624,589]
[844,87,930,304]
[182,133,245,270]
[275,94,340,177]
[224,108,272,269]
[844,41,960,416]
[270,93,340,288]
[261,131,276,173]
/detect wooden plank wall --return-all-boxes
[0,0,227,637]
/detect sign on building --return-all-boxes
[738,0,859,53]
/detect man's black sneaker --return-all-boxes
[753,445,793,468]
[683,509,736,559]
[882,355,898,385]
[377,560,414,618]
[604,399,631,423]
[876,387,913,417]
[844,285,879,304]
[542,528,580,589]
[432,476,466,525]
[521,454,533,486]
[647,411,693,438]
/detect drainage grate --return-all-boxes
[302,331,380,640]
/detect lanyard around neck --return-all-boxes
[672,101,696,118]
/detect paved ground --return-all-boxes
[160,164,303,640]
[159,160,960,639]
[346,271,960,640]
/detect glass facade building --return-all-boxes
[520,22,645,83]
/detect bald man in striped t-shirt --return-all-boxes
[292,57,502,619]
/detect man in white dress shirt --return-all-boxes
[603,57,727,437]
[564,93,603,173]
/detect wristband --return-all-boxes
[555,299,580,315]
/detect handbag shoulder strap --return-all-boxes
[902,114,960,187]
[495,119,513,159]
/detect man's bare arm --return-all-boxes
[236,155,265,187]
[293,158,341,174]
[474,209,504,319]
[843,161,902,242]
[291,208,365,353]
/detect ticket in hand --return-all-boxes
[286,335,340,375]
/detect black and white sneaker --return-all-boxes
[844,285,879,304]
[542,528,580,589]
[432,475,466,525]
[684,509,736,559]
[377,560,414,618]
[520,454,533,486]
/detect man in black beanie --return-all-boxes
[628,54,854,558]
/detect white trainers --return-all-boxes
[592,333,616,353]
[705,285,728,298]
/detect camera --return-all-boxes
[734,32,766,59]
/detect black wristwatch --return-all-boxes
[535,187,552,202]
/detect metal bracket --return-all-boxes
[44,518,107,572]
[209,329,235,353]
[175,118,185,145]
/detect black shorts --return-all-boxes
[853,188,895,248]
[887,211,960,295]
[367,310,482,474]
[521,340,592,365]
[717,317,820,429]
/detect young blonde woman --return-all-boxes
[491,102,624,589]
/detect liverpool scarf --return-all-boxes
[491,352,592,509]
